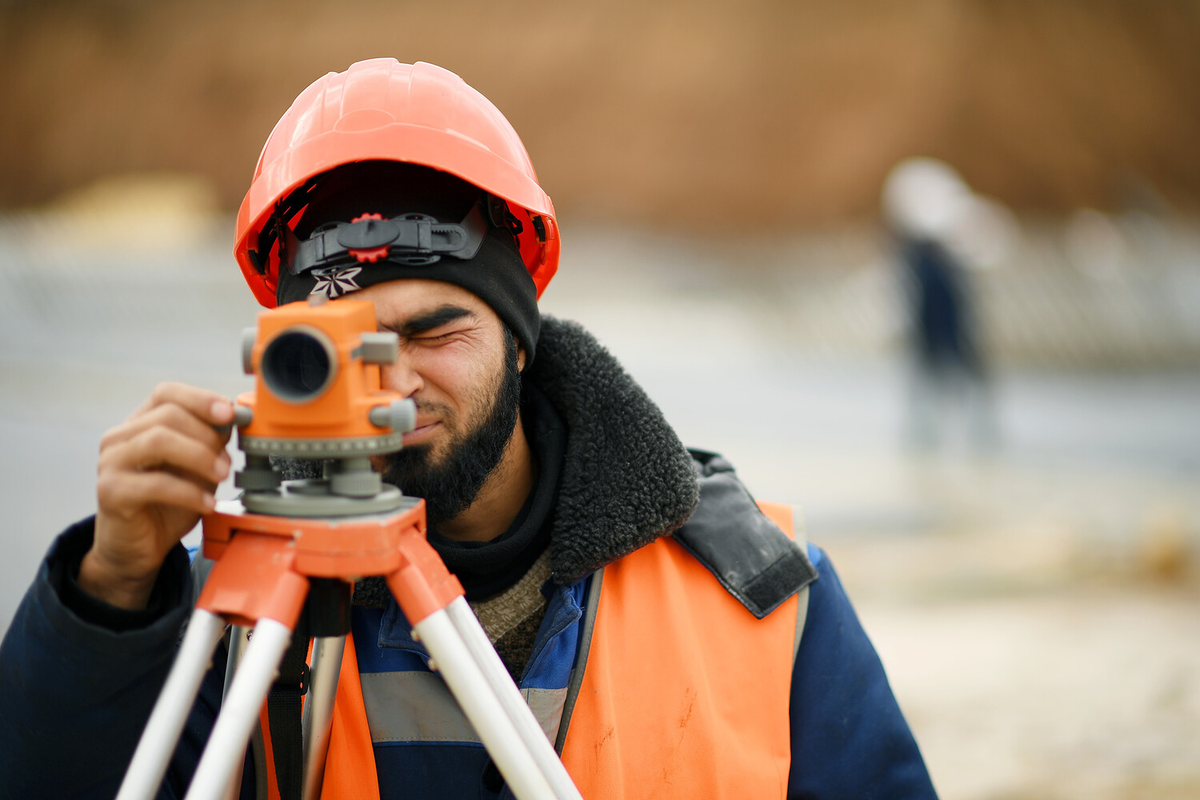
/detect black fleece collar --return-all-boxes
[427,382,564,600]
[529,317,700,583]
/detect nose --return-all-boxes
[379,355,423,399]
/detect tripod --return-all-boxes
[115,459,582,800]
[113,296,582,800]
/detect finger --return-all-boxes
[161,461,222,494]
[131,382,235,432]
[101,427,231,488]
[97,470,217,521]
[100,426,231,487]
[103,400,231,455]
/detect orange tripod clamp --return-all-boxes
[199,499,465,628]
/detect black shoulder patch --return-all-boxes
[674,450,818,619]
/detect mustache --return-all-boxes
[407,398,455,425]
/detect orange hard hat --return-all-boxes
[234,59,559,308]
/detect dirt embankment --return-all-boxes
[1,0,1198,228]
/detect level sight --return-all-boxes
[229,296,417,515]
[235,297,414,456]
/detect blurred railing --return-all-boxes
[2,212,1198,373]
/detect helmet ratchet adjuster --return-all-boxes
[287,202,489,277]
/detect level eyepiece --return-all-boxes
[259,326,338,403]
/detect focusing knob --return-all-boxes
[369,399,417,433]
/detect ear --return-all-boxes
[517,344,527,372]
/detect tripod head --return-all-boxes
[231,295,418,518]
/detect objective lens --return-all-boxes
[260,327,337,402]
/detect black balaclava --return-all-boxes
[274,161,540,365]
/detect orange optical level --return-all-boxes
[235,298,413,457]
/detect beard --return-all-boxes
[379,328,522,527]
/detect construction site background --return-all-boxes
[1,2,1199,798]
[2,0,1199,227]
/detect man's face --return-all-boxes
[347,279,523,525]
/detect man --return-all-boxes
[0,60,938,799]
[882,157,995,451]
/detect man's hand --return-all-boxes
[80,383,234,610]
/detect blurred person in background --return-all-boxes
[0,60,937,799]
[884,157,998,453]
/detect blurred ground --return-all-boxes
[1,202,1198,798]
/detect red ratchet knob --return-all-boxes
[347,213,391,263]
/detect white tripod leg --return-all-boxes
[415,609,559,800]
[219,625,252,800]
[445,598,583,800]
[300,635,345,800]
[184,618,294,800]
[117,609,226,800]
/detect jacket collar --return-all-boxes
[529,317,699,583]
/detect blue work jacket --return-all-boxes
[0,517,937,799]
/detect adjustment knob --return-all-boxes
[233,404,254,428]
[369,398,417,433]
[358,332,399,364]
[241,327,258,375]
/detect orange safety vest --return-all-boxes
[260,501,801,800]
[559,500,799,798]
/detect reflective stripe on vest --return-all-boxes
[259,501,799,799]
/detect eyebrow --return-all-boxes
[393,305,475,338]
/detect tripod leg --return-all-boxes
[445,598,583,800]
[415,609,557,800]
[300,635,345,800]
[117,609,226,800]
[222,625,252,700]
[185,618,294,800]
[220,625,252,800]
